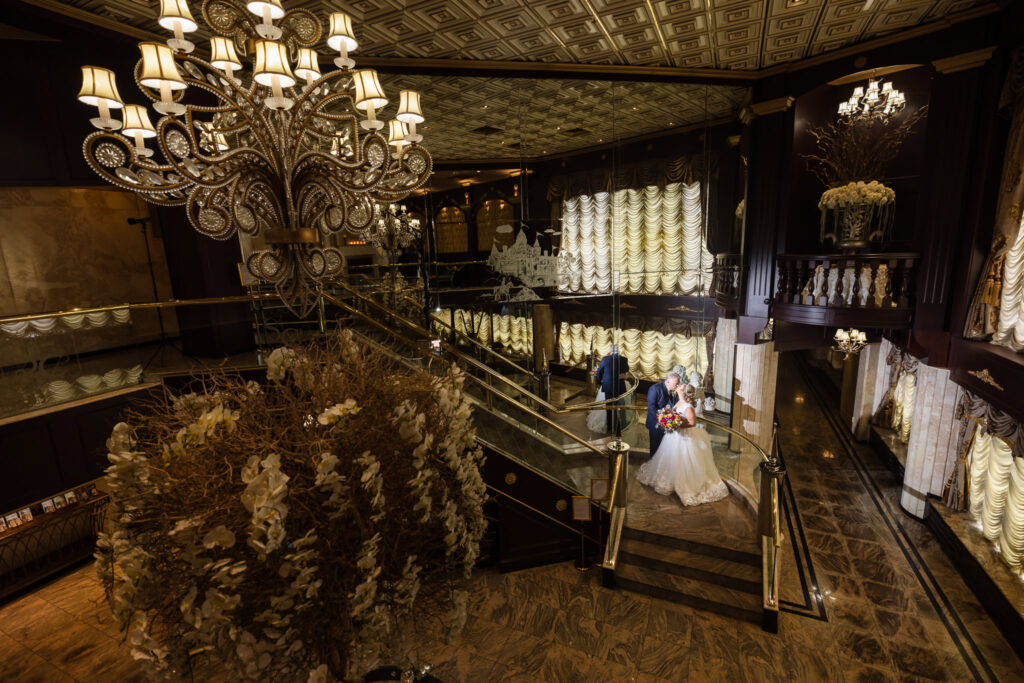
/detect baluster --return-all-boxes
[898,258,913,308]
[848,258,859,308]
[883,259,895,308]
[866,260,878,309]
[788,260,800,304]
[776,259,788,303]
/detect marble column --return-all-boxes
[713,317,737,413]
[849,340,891,441]
[901,363,961,518]
[730,341,778,453]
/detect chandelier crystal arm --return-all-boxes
[77,0,443,318]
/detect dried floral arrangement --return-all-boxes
[95,330,486,681]
[802,106,928,187]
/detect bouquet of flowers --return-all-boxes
[657,406,685,433]
[817,180,895,209]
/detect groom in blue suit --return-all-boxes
[647,371,681,455]
[595,345,630,433]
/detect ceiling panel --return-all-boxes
[51,0,991,70]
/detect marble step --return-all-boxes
[618,537,760,593]
[616,561,762,624]
[621,526,760,566]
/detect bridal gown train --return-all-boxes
[637,412,729,506]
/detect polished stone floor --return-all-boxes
[1,352,1020,682]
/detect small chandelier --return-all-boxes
[837,78,905,123]
[358,203,421,253]
[76,0,441,317]
[833,328,868,359]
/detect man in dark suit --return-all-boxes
[646,371,681,456]
[595,345,630,433]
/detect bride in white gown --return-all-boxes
[637,385,729,506]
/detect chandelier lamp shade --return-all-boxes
[327,12,358,69]
[352,69,388,131]
[833,328,868,359]
[77,66,124,130]
[76,0,437,317]
[120,105,157,157]
[208,36,241,78]
[397,90,424,143]
[158,0,198,53]
[837,78,906,122]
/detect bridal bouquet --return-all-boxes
[657,406,685,433]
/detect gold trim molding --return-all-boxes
[968,368,1004,391]
[740,96,795,124]
[932,47,997,75]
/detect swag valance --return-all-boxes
[546,152,711,201]
[551,307,715,337]
[943,390,1024,511]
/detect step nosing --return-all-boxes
[618,551,762,595]
[622,527,760,565]
[616,576,762,624]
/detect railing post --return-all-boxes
[606,439,630,509]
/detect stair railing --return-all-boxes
[758,423,786,633]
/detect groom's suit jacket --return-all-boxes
[646,382,676,430]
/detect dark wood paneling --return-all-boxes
[949,339,1024,424]
[773,303,913,328]
[0,386,159,511]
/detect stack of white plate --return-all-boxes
[125,365,143,384]
[47,380,76,402]
[102,369,124,388]
[75,374,103,393]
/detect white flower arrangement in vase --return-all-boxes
[95,330,486,682]
[818,180,896,250]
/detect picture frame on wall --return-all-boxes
[5,513,22,528]
[64,490,78,504]
[19,508,33,522]
[0,516,7,532]
[42,499,55,513]
[52,495,67,509]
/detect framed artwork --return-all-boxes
[64,490,78,504]
[0,516,6,531]
[42,499,55,513]
[4,513,20,528]
[571,495,592,521]
[590,478,609,502]
[19,508,33,522]
[53,495,67,509]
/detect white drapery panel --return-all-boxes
[558,322,709,382]
[559,182,712,296]
[891,370,916,443]
[994,214,1024,351]
[0,307,131,338]
[968,426,1024,571]
[433,309,533,357]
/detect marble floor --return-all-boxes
[1,352,1021,682]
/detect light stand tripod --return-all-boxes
[128,216,180,371]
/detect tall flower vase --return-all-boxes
[819,181,895,252]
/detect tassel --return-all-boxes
[942,457,970,511]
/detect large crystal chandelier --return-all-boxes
[837,78,905,123]
[76,0,434,317]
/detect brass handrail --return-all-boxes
[320,290,609,460]
[421,298,539,382]
[327,281,644,414]
[608,405,773,463]
[0,294,279,325]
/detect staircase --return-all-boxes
[615,526,762,624]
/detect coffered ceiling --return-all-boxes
[378,76,747,160]
[42,0,992,71]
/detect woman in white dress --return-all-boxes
[637,384,729,506]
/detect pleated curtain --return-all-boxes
[434,309,532,357]
[967,426,1024,571]
[558,182,712,295]
[557,321,709,382]
[994,213,1024,350]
